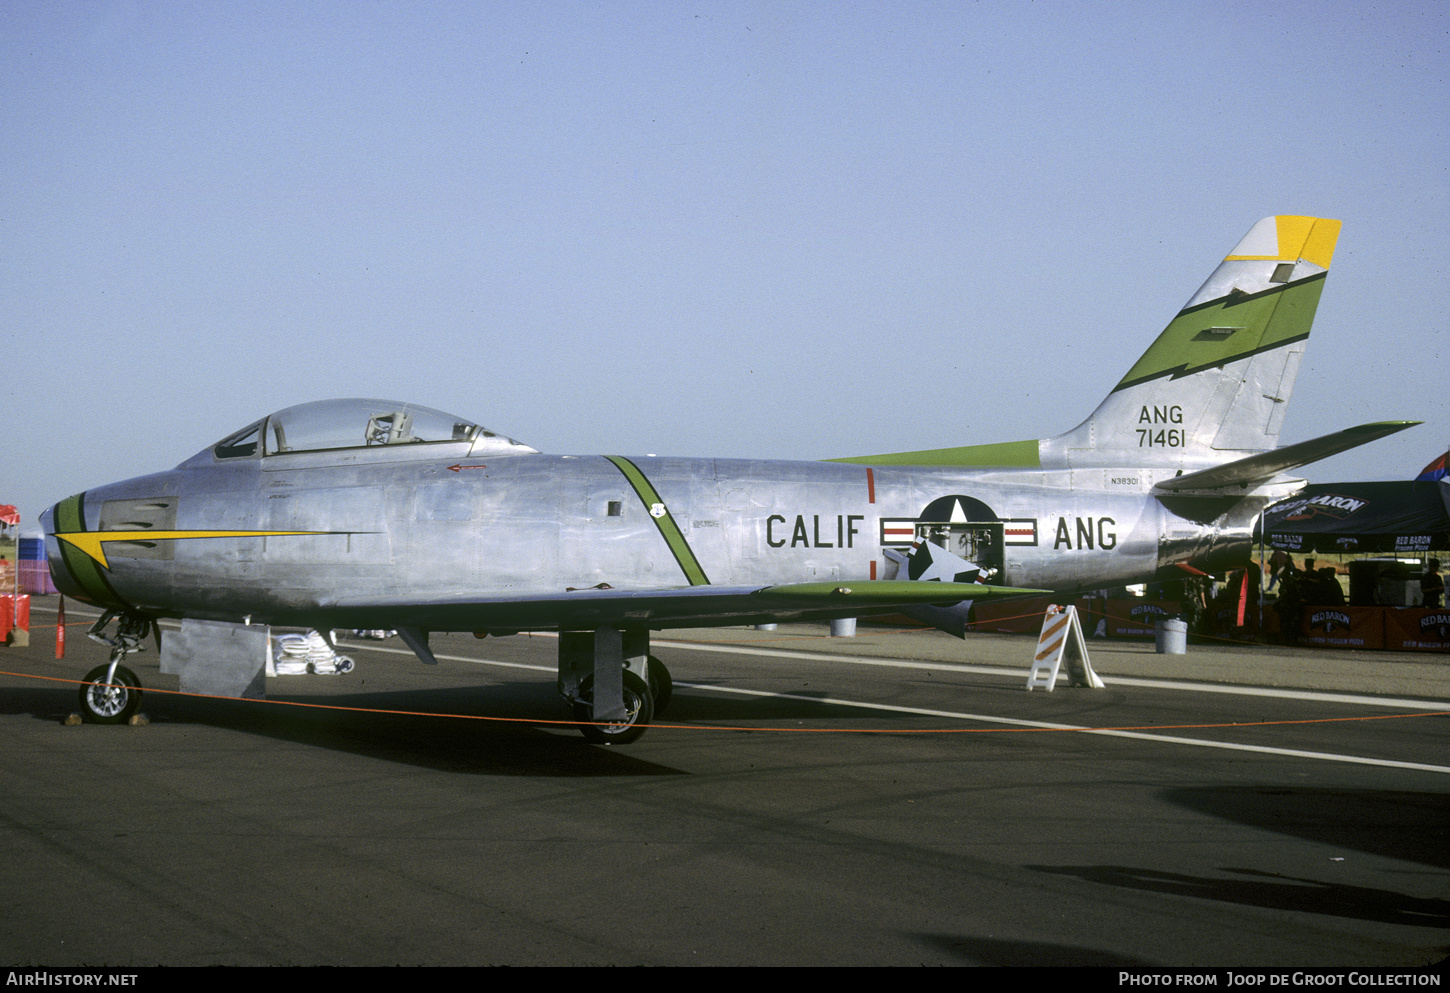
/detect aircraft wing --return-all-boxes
[1154,421,1419,493]
[321,580,1048,633]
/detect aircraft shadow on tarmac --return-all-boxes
[912,933,1156,968]
[193,680,958,758]
[1166,785,1450,871]
[1027,862,1449,930]
[5,670,951,778]
[1028,785,1450,931]
[5,676,688,777]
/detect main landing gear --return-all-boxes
[571,669,654,744]
[77,611,153,724]
[558,628,672,745]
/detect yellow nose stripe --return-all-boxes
[55,530,331,570]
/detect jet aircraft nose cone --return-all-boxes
[40,491,125,608]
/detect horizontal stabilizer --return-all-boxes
[1155,421,1419,492]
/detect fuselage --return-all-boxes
[42,440,1265,628]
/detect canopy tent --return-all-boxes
[1416,449,1448,482]
[1260,480,1450,554]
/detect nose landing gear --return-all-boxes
[77,611,153,724]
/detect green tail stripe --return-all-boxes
[52,494,128,609]
[828,437,1042,468]
[1113,271,1326,392]
[604,456,711,586]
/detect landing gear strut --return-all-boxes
[558,628,672,744]
[78,612,152,724]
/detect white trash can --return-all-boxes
[1155,618,1187,654]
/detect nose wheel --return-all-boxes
[78,663,142,724]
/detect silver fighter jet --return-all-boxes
[41,216,1414,742]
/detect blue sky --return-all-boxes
[3,1,1447,528]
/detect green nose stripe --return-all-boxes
[50,493,128,610]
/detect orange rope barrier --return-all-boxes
[4,667,1446,734]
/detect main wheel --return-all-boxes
[78,664,142,725]
[647,656,673,715]
[573,670,654,745]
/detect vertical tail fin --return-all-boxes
[830,216,1342,472]
[1045,216,1341,470]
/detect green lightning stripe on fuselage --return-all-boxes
[51,493,129,610]
[1112,271,1326,392]
[604,456,711,586]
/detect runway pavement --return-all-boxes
[1,596,1446,967]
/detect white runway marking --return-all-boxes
[649,636,1450,712]
[335,639,1450,776]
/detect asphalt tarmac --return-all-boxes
[1,596,1446,967]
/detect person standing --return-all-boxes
[1422,559,1444,608]
[1268,549,1291,591]
[1274,559,1304,645]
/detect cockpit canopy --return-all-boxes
[203,399,539,461]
